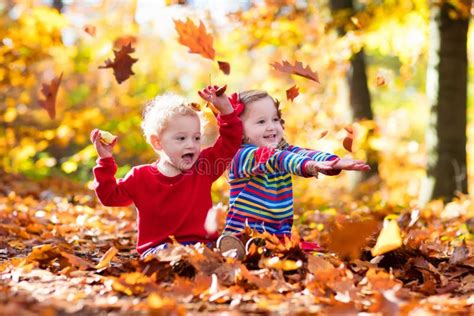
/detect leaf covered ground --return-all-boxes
[0,172,473,315]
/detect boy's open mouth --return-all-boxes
[181,153,195,163]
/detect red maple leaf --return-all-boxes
[217,61,230,75]
[174,18,215,60]
[286,85,299,102]
[38,72,63,119]
[99,43,138,84]
[270,60,320,83]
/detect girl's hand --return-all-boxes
[305,159,340,178]
[333,158,370,171]
[90,129,116,159]
[198,85,233,115]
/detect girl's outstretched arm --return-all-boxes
[230,145,322,179]
[284,144,341,175]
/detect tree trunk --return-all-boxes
[421,1,469,203]
[52,0,64,13]
[329,0,378,180]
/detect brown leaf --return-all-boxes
[83,24,96,36]
[217,61,230,75]
[326,218,379,260]
[174,18,215,60]
[270,60,320,83]
[95,246,118,270]
[319,130,329,139]
[38,73,63,120]
[286,85,299,102]
[99,43,138,84]
[343,136,353,152]
[215,84,227,96]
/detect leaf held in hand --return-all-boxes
[371,220,403,257]
[215,84,227,96]
[286,85,299,102]
[99,130,117,145]
[99,43,138,84]
[174,18,215,60]
[39,72,63,120]
[270,60,320,83]
[217,61,230,75]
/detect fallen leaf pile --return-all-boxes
[0,173,472,314]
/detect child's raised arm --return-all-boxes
[284,144,341,176]
[197,86,243,181]
[90,129,135,207]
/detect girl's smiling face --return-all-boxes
[241,96,283,148]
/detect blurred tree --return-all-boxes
[329,0,378,181]
[421,0,470,203]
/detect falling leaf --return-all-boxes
[343,136,353,152]
[204,203,227,234]
[350,16,363,29]
[114,35,137,49]
[95,246,118,270]
[371,220,403,257]
[270,60,320,83]
[38,72,63,120]
[174,18,215,60]
[319,130,329,139]
[217,61,230,75]
[376,73,386,86]
[343,125,354,152]
[286,85,299,102]
[83,24,96,36]
[99,43,138,84]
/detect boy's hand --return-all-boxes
[90,129,116,159]
[198,85,233,115]
[304,159,340,178]
[333,158,370,171]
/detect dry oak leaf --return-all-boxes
[39,72,63,120]
[217,61,230,75]
[286,85,299,102]
[99,43,138,84]
[174,18,215,60]
[270,60,320,83]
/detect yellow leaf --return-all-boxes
[371,220,403,256]
[95,246,118,270]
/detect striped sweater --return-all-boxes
[224,144,339,237]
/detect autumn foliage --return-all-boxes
[1,1,474,314]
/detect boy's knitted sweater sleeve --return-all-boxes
[231,145,314,178]
[285,145,341,176]
[93,157,135,206]
[199,111,243,181]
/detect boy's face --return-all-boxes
[154,114,201,170]
[241,96,283,148]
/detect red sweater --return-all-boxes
[93,112,242,254]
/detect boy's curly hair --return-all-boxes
[141,93,202,145]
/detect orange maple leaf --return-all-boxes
[270,60,320,83]
[286,85,299,102]
[38,72,63,120]
[174,18,215,60]
[217,61,230,75]
[99,43,138,84]
[343,125,354,152]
